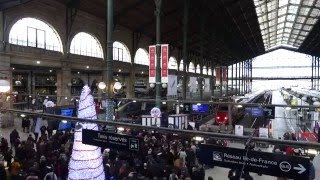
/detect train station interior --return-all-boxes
[0,0,320,179]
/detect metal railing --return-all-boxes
[2,108,320,149]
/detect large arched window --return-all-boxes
[113,41,131,63]
[203,66,207,75]
[208,68,212,76]
[196,64,201,74]
[188,62,195,73]
[70,32,103,58]
[134,48,148,65]
[168,57,178,70]
[9,17,62,52]
[179,60,184,71]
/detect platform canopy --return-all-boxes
[2,0,320,65]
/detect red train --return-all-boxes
[215,105,244,125]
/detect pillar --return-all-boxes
[56,65,72,106]
[105,0,114,123]
[312,56,314,89]
[182,0,189,100]
[241,61,244,95]
[219,67,222,97]
[211,65,215,97]
[231,64,233,94]
[316,57,320,90]
[226,66,229,96]
[0,11,4,52]
[235,63,238,95]
[154,0,162,108]
[250,60,253,93]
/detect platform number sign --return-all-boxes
[129,138,139,151]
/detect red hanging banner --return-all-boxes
[149,45,156,83]
[222,66,227,85]
[161,44,169,83]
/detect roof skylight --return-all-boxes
[253,0,320,50]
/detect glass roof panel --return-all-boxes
[254,0,319,50]
[303,0,314,6]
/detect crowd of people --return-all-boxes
[0,115,215,180]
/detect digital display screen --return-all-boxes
[192,104,209,114]
[61,109,74,116]
[58,109,74,130]
[251,107,263,117]
[245,107,264,117]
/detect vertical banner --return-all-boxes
[161,44,169,83]
[149,46,156,83]
[222,66,227,85]
[167,75,177,96]
[215,67,221,85]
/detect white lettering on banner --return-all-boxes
[220,152,278,166]
[108,135,128,143]
[98,133,108,139]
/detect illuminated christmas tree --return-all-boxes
[68,85,105,180]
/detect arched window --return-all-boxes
[113,41,131,63]
[203,66,207,75]
[70,32,103,58]
[9,17,62,52]
[188,62,195,73]
[179,60,184,71]
[196,64,201,74]
[168,57,178,70]
[208,68,212,76]
[134,48,149,65]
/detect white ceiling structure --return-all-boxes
[254,0,320,50]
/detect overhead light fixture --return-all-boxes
[114,82,122,90]
[133,100,136,103]
[118,69,121,72]
[98,82,106,90]
[12,67,15,70]
[86,66,89,69]
[78,72,80,74]
[141,71,144,74]
[36,61,40,64]
[197,103,201,106]
[49,70,52,72]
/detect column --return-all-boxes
[316,57,320,91]
[231,64,233,94]
[235,63,238,95]
[0,11,4,52]
[211,65,215,97]
[242,61,245,95]
[226,66,229,96]
[199,13,205,101]
[56,65,72,106]
[312,56,314,89]
[154,0,162,108]
[182,0,189,100]
[105,0,114,124]
[250,59,253,93]
[219,67,222,97]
